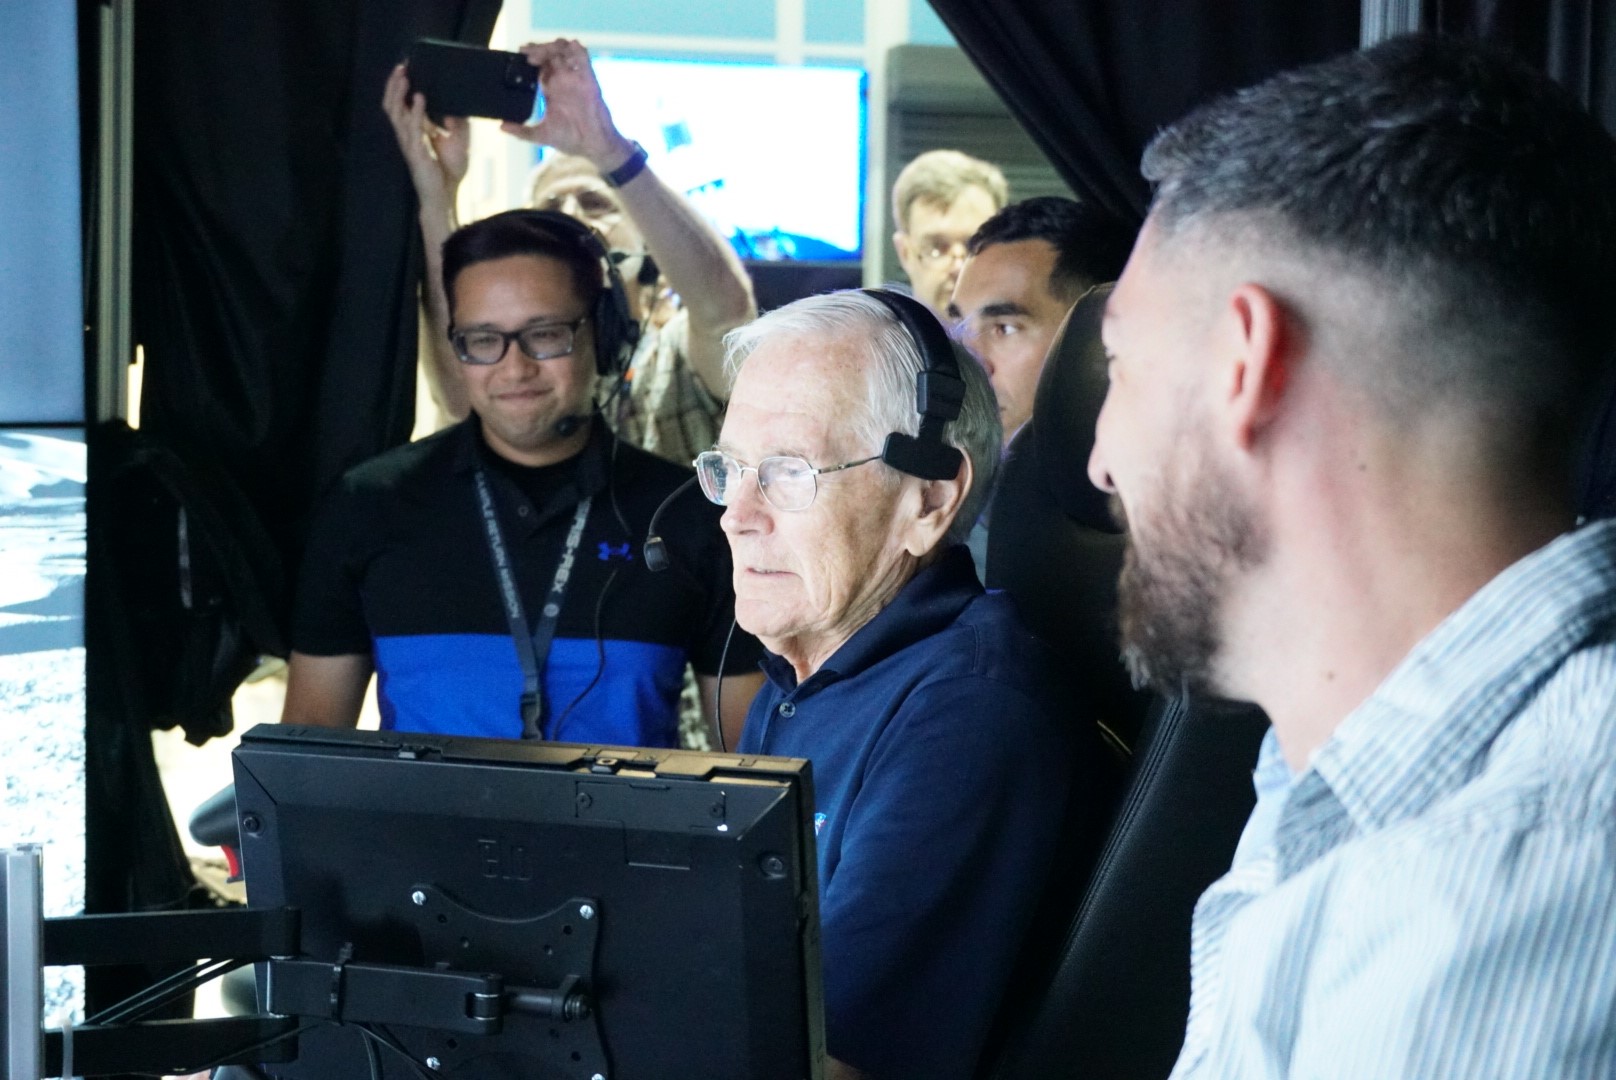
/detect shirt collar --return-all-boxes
[450,415,611,490]
[758,545,983,696]
[449,414,613,530]
[1308,520,1616,834]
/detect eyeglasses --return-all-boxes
[693,449,881,512]
[535,186,624,224]
[913,238,970,267]
[450,318,586,366]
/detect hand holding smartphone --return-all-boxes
[404,39,541,124]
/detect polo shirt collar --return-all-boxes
[759,545,982,696]
[448,414,614,530]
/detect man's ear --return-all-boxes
[1222,283,1294,452]
[901,454,974,558]
[893,229,913,271]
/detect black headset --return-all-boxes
[501,209,641,378]
[862,288,967,481]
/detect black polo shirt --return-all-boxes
[292,417,758,745]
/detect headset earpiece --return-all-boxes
[862,289,967,482]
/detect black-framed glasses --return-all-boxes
[449,318,586,366]
[693,449,881,512]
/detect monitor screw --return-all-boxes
[240,813,262,835]
[579,903,595,920]
[425,1057,441,1070]
[759,853,787,878]
[576,792,593,809]
[411,890,427,906]
[709,802,724,818]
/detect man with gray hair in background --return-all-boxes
[700,288,1089,1080]
[890,150,1008,317]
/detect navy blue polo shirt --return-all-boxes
[292,417,759,744]
[737,546,1073,1079]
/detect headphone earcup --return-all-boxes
[506,208,637,378]
[862,288,968,481]
[594,270,638,378]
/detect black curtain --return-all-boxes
[1427,0,1616,130]
[81,0,498,1024]
[132,0,500,580]
[924,0,1361,225]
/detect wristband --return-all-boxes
[604,141,649,188]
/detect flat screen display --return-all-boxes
[0,427,87,1027]
[585,57,866,261]
[234,725,825,1079]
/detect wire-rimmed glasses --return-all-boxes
[693,449,881,512]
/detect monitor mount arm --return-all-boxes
[8,849,604,1078]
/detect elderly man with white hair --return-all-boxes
[698,288,1083,1080]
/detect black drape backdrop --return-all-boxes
[929,0,1616,517]
[925,0,1361,224]
[83,0,497,1026]
[132,0,500,578]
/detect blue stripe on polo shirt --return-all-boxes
[372,633,687,746]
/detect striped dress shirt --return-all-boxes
[1170,521,1616,1080]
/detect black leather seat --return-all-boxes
[978,286,1270,1080]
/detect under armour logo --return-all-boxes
[597,541,634,562]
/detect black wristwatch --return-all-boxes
[604,141,649,188]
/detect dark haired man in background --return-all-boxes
[1088,36,1616,1076]
[949,195,1135,447]
[283,210,761,747]
[385,38,756,467]
[948,195,1134,574]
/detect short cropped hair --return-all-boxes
[440,209,602,320]
[967,196,1137,303]
[891,150,1009,234]
[1141,35,1616,459]
[723,291,1002,544]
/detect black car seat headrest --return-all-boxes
[1028,284,1119,534]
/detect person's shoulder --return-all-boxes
[609,435,694,488]
[941,587,1063,693]
[608,436,721,529]
[880,587,1070,750]
[339,423,465,495]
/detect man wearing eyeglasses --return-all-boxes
[890,150,1008,318]
[709,290,1087,1080]
[384,39,755,468]
[282,210,764,748]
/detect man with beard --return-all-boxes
[1088,36,1616,1077]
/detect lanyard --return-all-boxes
[474,466,593,739]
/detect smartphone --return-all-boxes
[405,39,540,124]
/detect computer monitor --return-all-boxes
[585,56,867,262]
[232,724,824,1079]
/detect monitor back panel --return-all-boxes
[233,725,823,1080]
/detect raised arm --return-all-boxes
[382,62,472,420]
[501,39,756,395]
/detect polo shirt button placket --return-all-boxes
[778,701,796,718]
